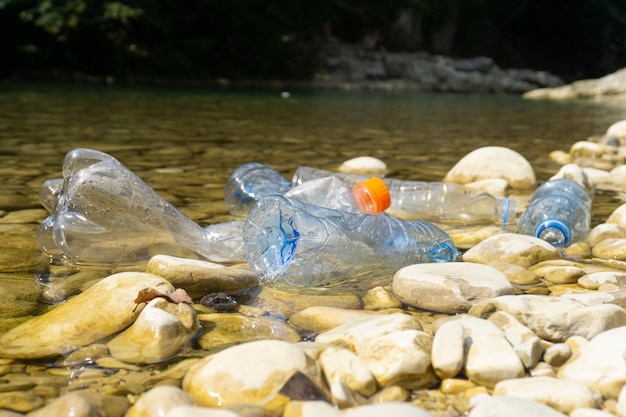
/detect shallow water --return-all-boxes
[1,83,626,408]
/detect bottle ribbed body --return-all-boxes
[517,178,591,247]
[293,166,515,224]
[243,195,459,287]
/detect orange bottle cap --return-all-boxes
[353,177,391,214]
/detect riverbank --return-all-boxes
[523,67,626,101]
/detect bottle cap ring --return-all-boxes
[535,219,571,246]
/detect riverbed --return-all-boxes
[2,83,626,414]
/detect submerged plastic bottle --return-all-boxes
[517,178,592,247]
[225,162,391,215]
[293,166,516,225]
[243,195,459,287]
[37,148,246,265]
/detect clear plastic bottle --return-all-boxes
[243,195,459,287]
[293,166,516,225]
[37,148,246,265]
[224,162,293,216]
[225,162,391,215]
[517,178,592,247]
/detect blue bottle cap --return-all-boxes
[535,219,571,247]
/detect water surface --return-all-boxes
[1,83,626,302]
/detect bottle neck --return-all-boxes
[495,197,517,224]
[535,219,571,247]
[352,184,377,214]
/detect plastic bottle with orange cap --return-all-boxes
[293,166,516,225]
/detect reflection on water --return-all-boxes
[0,85,625,298]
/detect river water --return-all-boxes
[1,83,626,409]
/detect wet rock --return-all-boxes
[587,223,626,247]
[493,376,597,413]
[107,297,199,364]
[362,286,402,310]
[603,120,626,146]
[27,391,129,417]
[469,294,626,342]
[340,402,434,416]
[443,146,536,189]
[166,406,241,416]
[558,326,626,399]
[487,260,542,286]
[567,141,621,170]
[550,163,595,195]
[288,306,380,333]
[199,292,239,312]
[487,311,544,369]
[182,340,323,414]
[369,385,410,403]
[392,262,514,314]
[448,225,506,250]
[26,393,97,417]
[466,178,510,198]
[326,379,368,408]
[440,315,524,388]
[315,313,423,352]
[0,272,174,359]
[124,385,194,417]
[357,329,435,389]
[578,271,626,290]
[0,391,44,413]
[283,400,341,417]
[318,346,376,397]
[440,378,477,395]
[618,384,626,417]
[530,361,557,378]
[605,203,626,229]
[196,313,301,348]
[592,238,626,260]
[570,408,618,417]
[532,265,585,285]
[0,275,41,318]
[468,395,568,417]
[287,400,434,417]
[337,156,388,176]
[543,343,572,367]
[248,286,361,319]
[431,320,465,379]
[146,255,258,299]
[462,233,561,268]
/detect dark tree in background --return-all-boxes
[1,0,625,83]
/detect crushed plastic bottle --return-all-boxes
[517,178,592,247]
[243,195,459,287]
[292,166,516,225]
[37,148,246,265]
[225,162,391,215]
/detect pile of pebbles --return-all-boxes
[4,122,626,416]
